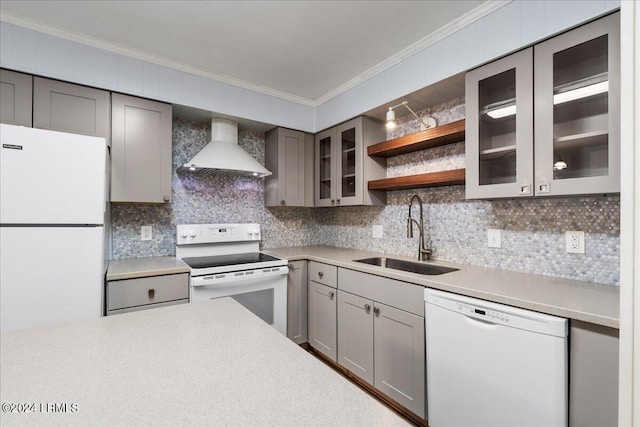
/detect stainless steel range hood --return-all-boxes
[177,118,271,177]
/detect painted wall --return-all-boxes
[0,22,314,131]
[314,0,620,130]
[113,108,620,286]
[0,1,620,132]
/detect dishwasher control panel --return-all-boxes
[456,301,511,324]
[425,288,567,337]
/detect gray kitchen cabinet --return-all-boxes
[0,69,32,127]
[465,48,534,199]
[373,301,424,417]
[308,278,337,362]
[287,260,308,345]
[569,320,619,427]
[337,268,425,418]
[110,93,172,203]
[106,272,189,315]
[314,116,386,207]
[338,290,374,385]
[308,261,338,288]
[534,12,620,196]
[33,76,110,146]
[466,12,619,198]
[265,127,314,207]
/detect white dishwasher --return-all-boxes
[424,288,568,427]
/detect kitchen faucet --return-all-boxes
[407,194,432,261]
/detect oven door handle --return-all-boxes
[191,266,288,287]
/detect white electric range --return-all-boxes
[176,223,288,335]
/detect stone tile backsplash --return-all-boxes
[111,118,315,258]
[112,99,620,286]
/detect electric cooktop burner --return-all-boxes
[181,252,281,269]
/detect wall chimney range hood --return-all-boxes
[178,118,271,177]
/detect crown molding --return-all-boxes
[312,0,512,105]
[0,10,317,107]
[1,1,511,108]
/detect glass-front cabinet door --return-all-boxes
[335,118,362,206]
[534,12,619,196]
[315,127,336,207]
[465,48,534,199]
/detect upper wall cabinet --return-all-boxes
[315,116,386,207]
[465,12,620,199]
[534,13,620,197]
[265,127,314,207]
[465,49,534,199]
[0,69,32,127]
[111,93,172,203]
[33,77,111,146]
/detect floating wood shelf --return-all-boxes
[368,169,466,191]
[367,119,466,158]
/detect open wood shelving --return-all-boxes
[367,120,466,191]
[368,169,466,191]
[367,119,465,158]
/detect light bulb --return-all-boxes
[554,159,568,170]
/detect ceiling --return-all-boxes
[0,1,483,106]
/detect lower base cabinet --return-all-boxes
[308,280,337,361]
[303,260,620,424]
[569,320,619,427]
[338,291,374,383]
[106,273,189,315]
[373,301,424,417]
[337,269,425,419]
[286,260,308,344]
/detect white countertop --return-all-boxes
[106,256,190,281]
[0,298,408,426]
[265,245,619,328]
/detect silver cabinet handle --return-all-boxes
[318,271,324,278]
[328,291,335,299]
[537,183,550,193]
[520,184,531,195]
[373,307,380,315]
[364,304,371,312]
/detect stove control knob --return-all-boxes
[189,229,197,238]
[180,229,188,238]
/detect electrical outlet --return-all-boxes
[372,225,383,239]
[565,231,585,254]
[487,229,501,248]
[141,226,152,241]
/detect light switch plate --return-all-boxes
[372,225,383,239]
[141,226,152,241]
[487,229,501,248]
[566,231,585,254]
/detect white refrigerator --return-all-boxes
[1,124,107,332]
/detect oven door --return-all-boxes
[190,267,287,335]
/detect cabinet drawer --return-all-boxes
[308,261,337,288]
[338,268,424,316]
[107,273,189,311]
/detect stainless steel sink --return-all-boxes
[353,257,459,275]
